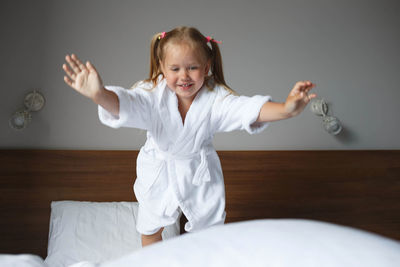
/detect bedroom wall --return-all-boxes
[1,0,399,150]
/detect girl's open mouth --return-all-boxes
[179,83,193,90]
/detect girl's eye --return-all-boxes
[170,66,198,71]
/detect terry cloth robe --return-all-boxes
[98,78,271,235]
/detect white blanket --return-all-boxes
[2,219,400,267]
[99,219,400,267]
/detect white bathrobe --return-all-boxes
[98,78,271,235]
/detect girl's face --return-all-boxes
[160,43,210,104]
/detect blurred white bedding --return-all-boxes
[0,254,46,267]
[2,217,400,267]
[98,219,400,267]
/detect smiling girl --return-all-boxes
[62,26,316,247]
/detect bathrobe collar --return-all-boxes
[158,79,216,152]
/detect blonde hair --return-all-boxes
[133,26,236,95]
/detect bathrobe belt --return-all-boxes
[158,148,212,186]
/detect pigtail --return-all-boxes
[208,41,237,95]
[137,32,165,89]
[209,42,225,87]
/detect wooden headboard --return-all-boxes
[1,150,399,258]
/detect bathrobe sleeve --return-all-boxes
[98,85,154,130]
[212,89,272,134]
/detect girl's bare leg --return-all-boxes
[141,227,164,247]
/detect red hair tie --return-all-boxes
[206,36,222,44]
[158,32,166,40]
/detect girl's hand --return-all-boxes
[284,80,317,117]
[62,54,104,100]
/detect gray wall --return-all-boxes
[1,0,399,150]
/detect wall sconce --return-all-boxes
[9,90,45,130]
[310,98,342,135]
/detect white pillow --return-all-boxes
[44,201,180,267]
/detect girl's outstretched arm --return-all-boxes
[63,54,119,116]
[256,80,317,123]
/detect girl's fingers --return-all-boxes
[66,54,81,73]
[300,91,317,101]
[63,63,75,80]
[290,83,302,96]
[72,54,87,72]
[291,81,310,96]
[86,61,98,74]
[299,81,316,93]
[64,75,73,87]
[307,82,316,90]
[309,93,317,99]
[301,81,313,89]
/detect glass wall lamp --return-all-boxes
[9,90,45,130]
[310,98,342,135]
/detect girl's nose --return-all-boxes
[180,69,189,80]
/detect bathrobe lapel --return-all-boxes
[158,81,184,143]
[171,86,216,154]
[158,83,216,152]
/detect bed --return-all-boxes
[0,150,399,266]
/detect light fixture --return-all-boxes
[310,98,342,135]
[9,90,45,130]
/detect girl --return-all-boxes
[62,26,316,247]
